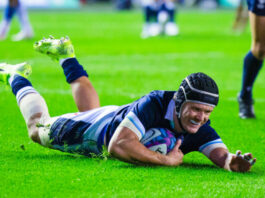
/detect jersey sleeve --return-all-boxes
[118,92,167,140]
[118,111,146,139]
[180,121,227,157]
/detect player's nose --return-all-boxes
[195,112,204,122]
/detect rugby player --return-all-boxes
[237,0,265,118]
[0,36,256,172]
[0,0,33,41]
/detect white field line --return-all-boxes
[31,52,225,64]
[0,88,71,95]
[81,52,226,60]
[0,88,145,99]
[2,87,265,102]
[36,88,145,98]
[2,88,265,103]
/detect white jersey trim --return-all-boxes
[118,111,145,139]
[164,99,175,121]
[185,77,219,98]
[199,138,227,157]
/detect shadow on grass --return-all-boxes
[116,162,263,175]
[115,162,218,170]
[15,152,264,175]
[22,152,105,161]
[180,162,219,170]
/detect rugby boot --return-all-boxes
[0,62,32,85]
[237,94,256,119]
[165,22,179,36]
[34,35,75,61]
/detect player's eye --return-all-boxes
[204,110,212,115]
[192,107,200,112]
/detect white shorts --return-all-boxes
[37,106,118,156]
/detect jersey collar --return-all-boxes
[165,99,175,121]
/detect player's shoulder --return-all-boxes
[128,90,175,116]
[147,90,176,101]
[140,90,175,109]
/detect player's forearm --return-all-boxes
[109,138,175,166]
[209,148,228,168]
[209,148,255,172]
[108,126,181,166]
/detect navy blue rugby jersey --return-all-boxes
[104,90,225,156]
[105,91,175,146]
[49,90,226,156]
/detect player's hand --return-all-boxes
[166,139,183,166]
[230,150,256,172]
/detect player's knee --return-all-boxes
[252,43,265,60]
[27,112,43,144]
[29,129,41,143]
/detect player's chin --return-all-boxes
[185,124,200,134]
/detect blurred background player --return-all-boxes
[0,0,34,41]
[237,0,265,119]
[141,0,179,38]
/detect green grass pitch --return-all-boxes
[0,8,265,198]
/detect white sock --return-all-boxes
[18,91,49,124]
[15,86,38,105]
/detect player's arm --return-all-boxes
[197,124,256,172]
[208,147,256,172]
[108,126,183,166]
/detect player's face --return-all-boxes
[180,102,214,134]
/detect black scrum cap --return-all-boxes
[174,72,219,117]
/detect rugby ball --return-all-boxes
[140,128,177,155]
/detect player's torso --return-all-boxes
[105,90,176,145]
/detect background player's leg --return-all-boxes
[238,12,265,118]
[159,1,179,36]
[232,0,248,33]
[141,0,160,38]
[249,13,265,60]
[12,0,34,41]
[0,0,18,40]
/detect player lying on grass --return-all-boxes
[0,36,256,172]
